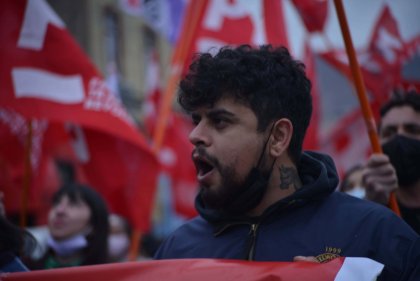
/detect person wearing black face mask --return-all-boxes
[154,45,420,280]
[363,91,420,235]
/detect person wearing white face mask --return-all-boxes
[25,183,109,269]
[338,165,366,199]
[107,214,131,262]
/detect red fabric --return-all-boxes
[181,0,289,77]
[1,258,343,281]
[144,51,197,219]
[76,128,160,231]
[311,5,420,175]
[0,0,143,147]
[0,0,159,231]
[158,115,197,218]
[302,40,320,151]
[0,257,384,281]
[0,109,61,223]
[291,0,328,32]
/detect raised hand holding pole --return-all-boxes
[333,0,400,216]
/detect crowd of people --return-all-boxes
[1,44,419,280]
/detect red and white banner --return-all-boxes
[180,0,289,75]
[0,109,61,224]
[0,258,384,281]
[0,0,143,147]
[305,5,420,175]
[0,0,159,231]
[291,0,328,33]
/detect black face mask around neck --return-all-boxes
[222,125,276,215]
[223,165,272,215]
[382,135,420,188]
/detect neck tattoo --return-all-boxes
[279,165,301,191]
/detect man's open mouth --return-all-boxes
[193,156,215,177]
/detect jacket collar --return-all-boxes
[195,151,339,235]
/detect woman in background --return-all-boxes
[26,183,109,269]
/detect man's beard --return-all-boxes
[198,148,271,214]
[200,161,244,210]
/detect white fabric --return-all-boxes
[47,233,88,257]
[335,257,384,281]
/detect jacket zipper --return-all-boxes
[247,223,259,261]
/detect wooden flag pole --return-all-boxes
[20,120,33,228]
[333,0,400,216]
[152,0,207,153]
[128,230,142,261]
[128,1,207,261]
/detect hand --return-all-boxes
[362,154,398,205]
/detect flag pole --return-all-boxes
[152,0,207,153]
[333,0,400,216]
[127,1,207,261]
[20,120,32,228]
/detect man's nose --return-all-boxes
[189,123,210,147]
[397,126,407,136]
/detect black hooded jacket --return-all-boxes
[155,152,420,281]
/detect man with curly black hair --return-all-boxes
[155,45,419,281]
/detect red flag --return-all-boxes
[158,115,198,219]
[309,4,420,175]
[0,109,61,224]
[66,126,159,231]
[302,40,320,151]
[144,51,197,219]
[0,0,159,231]
[320,109,372,177]
[368,6,407,69]
[0,257,384,281]
[0,0,141,146]
[305,50,378,176]
[365,5,420,93]
[291,0,328,33]
[181,0,289,75]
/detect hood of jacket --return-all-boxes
[195,151,339,226]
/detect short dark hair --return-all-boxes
[178,44,312,163]
[52,183,110,265]
[380,90,420,118]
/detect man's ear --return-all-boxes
[269,118,293,157]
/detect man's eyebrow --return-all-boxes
[206,109,236,119]
[191,112,200,119]
[403,122,420,127]
[381,124,397,129]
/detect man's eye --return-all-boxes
[380,127,396,139]
[404,124,420,136]
[212,118,228,129]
